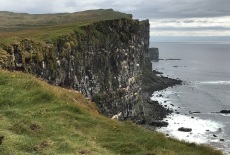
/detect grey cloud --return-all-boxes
[151,36,230,42]
[151,26,230,31]
[0,0,229,19]
[157,20,208,24]
[65,1,76,7]
[127,0,230,19]
[183,20,195,23]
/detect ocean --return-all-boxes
[150,42,230,154]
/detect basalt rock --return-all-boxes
[220,110,230,114]
[149,48,159,61]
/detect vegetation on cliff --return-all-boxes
[0,9,132,45]
[0,70,223,155]
[0,9,132,32]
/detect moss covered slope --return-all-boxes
[0,70,223,155]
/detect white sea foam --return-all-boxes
[151,88,225,146]
[157,114,224,144]
[221,114,230,117]
[197,81,230,85]
[151,89,177,109]
[151,85,228,153]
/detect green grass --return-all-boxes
[0,70,223,155]
[0,9,132,45]
[0,22,88,45]
[0,9,132,32]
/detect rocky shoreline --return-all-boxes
[133,65,183,127]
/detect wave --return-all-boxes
[197,81,230,85]
[157,114,224,144]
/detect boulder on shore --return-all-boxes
[220,110,230,114]
[189,111,201,114]
[149,120,169,127]
[178,127,192,132]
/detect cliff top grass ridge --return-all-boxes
[0,9,132,45]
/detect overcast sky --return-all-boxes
[1,0,230,42]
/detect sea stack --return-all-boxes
[149,47,159,61]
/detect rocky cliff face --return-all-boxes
[0,18,150,119]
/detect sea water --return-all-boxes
[150,42,230,154]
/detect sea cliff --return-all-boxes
[0,11,180,124]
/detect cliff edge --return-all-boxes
[0,9,180,124]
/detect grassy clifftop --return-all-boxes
[0,70,223,155]
[0,9,132,45]
[0,9,132,32]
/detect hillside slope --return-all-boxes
[0,9,132,46]
[0,70,223,155]
[0,9,132,32]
